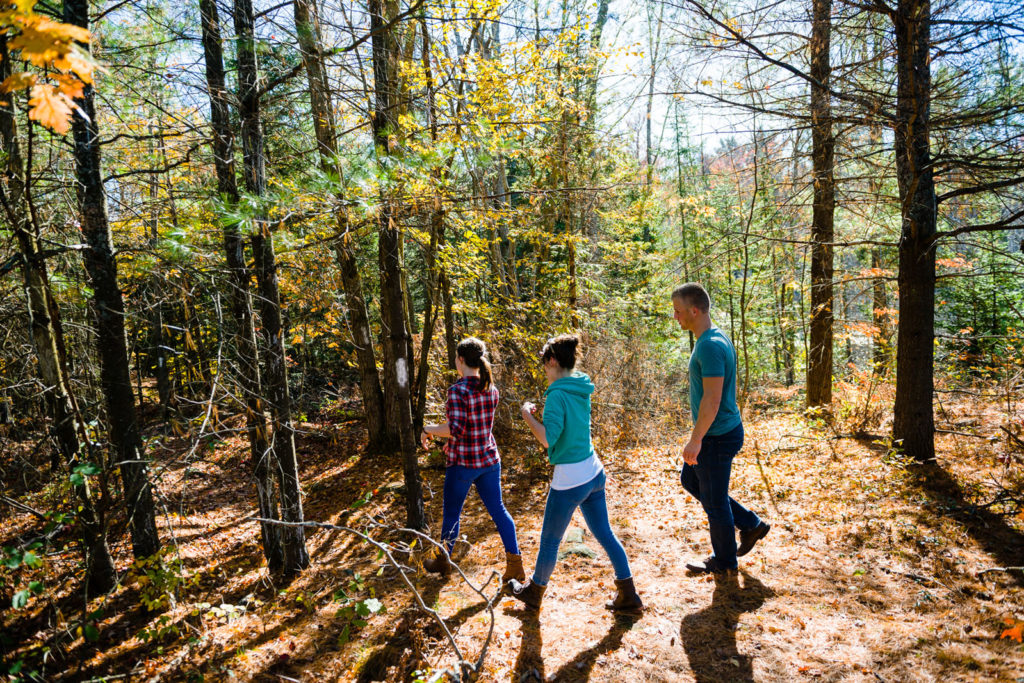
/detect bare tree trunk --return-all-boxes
[0,44,116,594]
[738,128,760,406]
[371,0,425,529]
[293,0,391,452]
[65,0,160,560]
[644,0,663,189]
[871,247,890,374]
[145,127,172,419]
[892,0,937,462]
[441,270,457,372]
[234,0,308,574]
[867,117,892,376]
[198,0,283,571]
[727,249,736,341]
[807,0,835,407]
[411,17,447,433]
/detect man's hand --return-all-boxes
[682,437,701,465]
[521,401,537,420]
[420,429,432,450]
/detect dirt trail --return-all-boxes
[3,407,1022,682]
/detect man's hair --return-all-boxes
[672,282,711,313]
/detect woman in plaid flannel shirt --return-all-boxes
[420,338,524,583]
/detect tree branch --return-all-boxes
[934,208,1024,241]
[257,0,426,98]
[937,176,1024,203]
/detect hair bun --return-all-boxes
[541,333,580,370]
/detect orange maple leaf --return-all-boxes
[52,49,94,84]
[8,15,90,69]
[27,84,73,135]
[1001,623,1023,643]
[53,73,84,100]
[0,72,37,93]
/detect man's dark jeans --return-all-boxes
[680,424,761,569]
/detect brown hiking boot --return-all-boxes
[508,579,546,610]
[737,522,771,557]
[502,553,526,584]
[422,549,451,576]
[604,577,643,616]
[685,556,737,575]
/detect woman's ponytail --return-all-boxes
[478,357,493,392]
[456,337,493,392]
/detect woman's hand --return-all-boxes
[520,402,548,447]
[420,428,432,450]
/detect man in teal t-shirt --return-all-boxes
[672,283,770,573]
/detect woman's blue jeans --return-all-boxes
[441,463,519,555]
[532,470,632,586]
[680,424,761,569]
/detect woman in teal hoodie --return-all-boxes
[509,334,642,615]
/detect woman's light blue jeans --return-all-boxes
[531,470,632,586]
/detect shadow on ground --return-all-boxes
[680,571,773,683]
[508,605,639,683]
[909,461,1024,586]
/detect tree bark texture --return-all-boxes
[144,139,173,419]
[233,0,309,573]
[892,0,937,462]
[807,0,835,407]
[370,0,425,529]
[198,0,283,571]
[0,40,117,594]
[871,247,891,375]
[64,0,161,560]
[868,116,892,376]
[293,0,391,452]
[441,270,457,372]
[411,17,447,434]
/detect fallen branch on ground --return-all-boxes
[1,494,48,521]
[251,516,502,679]
[977,566,1024,578]
[1000,425,1024,450]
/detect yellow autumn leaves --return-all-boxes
[0,0,96,134]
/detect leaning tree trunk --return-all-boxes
[0,39,117,594]
[234,0,309,574]
[293,0,391,453]
[370,0,425,529]
[806,0,835,408]
[65,0,160,560]
[892,0,937,462]
[144,137,173,420]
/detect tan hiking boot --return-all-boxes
[502,552,526,584]
[422,549,451,576]
[604,577,643,616]
[508,578,546,610]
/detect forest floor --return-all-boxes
[2,387,1024,682]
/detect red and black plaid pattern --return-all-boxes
[444,376,500,468]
